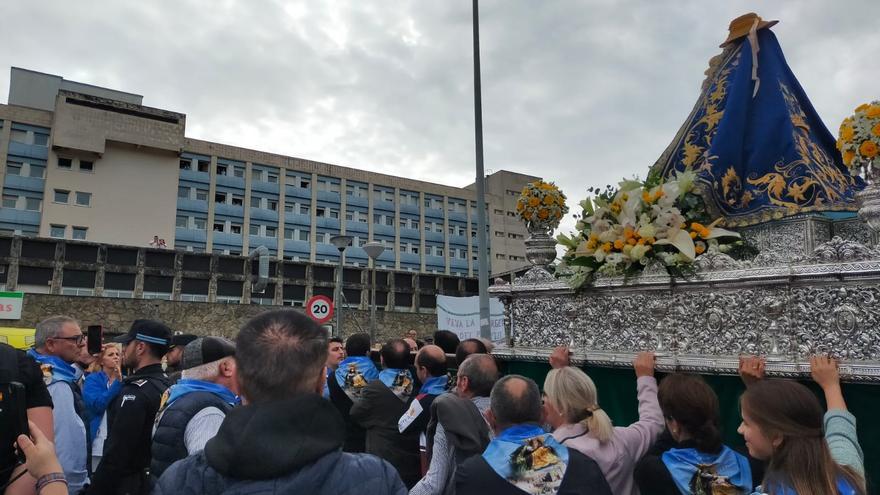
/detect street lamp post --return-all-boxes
[363,241,386,343]
[329,235,353,337]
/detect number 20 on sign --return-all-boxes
[305,295,334,324]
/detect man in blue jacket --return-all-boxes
[154,310,406,495]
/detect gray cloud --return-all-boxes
[2,0,878,237]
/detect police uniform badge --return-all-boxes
[39,363,54,385]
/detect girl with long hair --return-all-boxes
[738,356,865,495]
[634,373,755,494]
[543,350,664,495]
[83,343,123,471]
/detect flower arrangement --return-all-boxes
[837,101,880,174]
[515,181,569,231]
[557,168,748,287]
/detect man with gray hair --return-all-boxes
[150,336,239,479]
[455,375,612,495]
[410,353,498,495]
[27,315,90,494]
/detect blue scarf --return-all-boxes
[753,477,857,495]
[27,350,79,384]
[165,379,240,409]
[483,424,570,494]
[335,356,379,400]
[419,375,448,396]
[379,368,414,401]
[662,446,752,494]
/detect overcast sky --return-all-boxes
[2,1,879,236]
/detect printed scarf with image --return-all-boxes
[483,424,570,495]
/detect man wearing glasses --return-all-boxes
[28,315,90,494]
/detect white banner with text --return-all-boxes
[436,295,506,343]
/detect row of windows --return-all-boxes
[2,194,41,211]
[54,189,91,207]
[496,253,526,262]
[6,161,46,178]
[180,159,280,184]
[10,129,49,147]
[50,224,88,240]
[57,157,93,172]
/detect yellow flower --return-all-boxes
[516,202,525,212]
[690,222,704,231]
[860,140,878,159]
[642,191,652,203]
[873,124,880,138]
[613,239,625,250]
[538,208,550,219]
[601,242,612,253]
[557,196,566,206]
[866,106,880,118]
[627,237,637,246]
[528,197,540,207]
[542,195,555,206]
[637,238,646,246]
[843,150,855,166]
[689,231,698,239]
[841,125,855,141]
[521,187,529,196]
[695,244,706,255]
[856,103,871,113]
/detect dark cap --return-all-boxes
[181,336,235,370]
[113,319,173,347]
[170,333,199,349]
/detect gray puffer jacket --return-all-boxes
[153,394,406,495]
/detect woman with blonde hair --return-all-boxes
[83,343,123,471]
[543,349,664,495]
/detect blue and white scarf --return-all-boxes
[419,375,448,397]
[378,368,414,401]
[162,379,240,410]
[334,356,379,400]
[483,424,570,495]
[662,446,752,494]
[27,350,79,385]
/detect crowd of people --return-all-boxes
[0,310,867,495]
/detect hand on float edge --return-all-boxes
[549,346,571,369]
[810,355,847,411]
[633,352,655,378]
[738,355,765,387]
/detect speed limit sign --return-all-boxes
[305,295,334,324]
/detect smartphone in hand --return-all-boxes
[87,325,103,355]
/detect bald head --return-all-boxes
[490,375,542,429]
[455,338,488,366]
[457,354,499,397]
[416,344,447,378]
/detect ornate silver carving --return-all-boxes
[833,218,875,246]
[806,236,877,263]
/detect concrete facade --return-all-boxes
[1,67,537,277]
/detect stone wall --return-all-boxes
[19,293,438,342]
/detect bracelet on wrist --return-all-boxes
[35,472,68,493]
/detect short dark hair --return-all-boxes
[235,309,327,403]
[455,338,487,366]
[345,333,371,357]
[329,337,344,345]
[381,339,410,370]
[491,375,542,428]
[416,348,447,377]
[458,354,498,396]
[658,374,722,453]
[433,330,460,355]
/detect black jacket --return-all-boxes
[327,369,367,453]
[153,393,407,495]
[455,446,613,495]
[633,430,765,495]
[350,379,421,488]
[87,363,170,495]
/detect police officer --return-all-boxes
[87,320,172,495]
